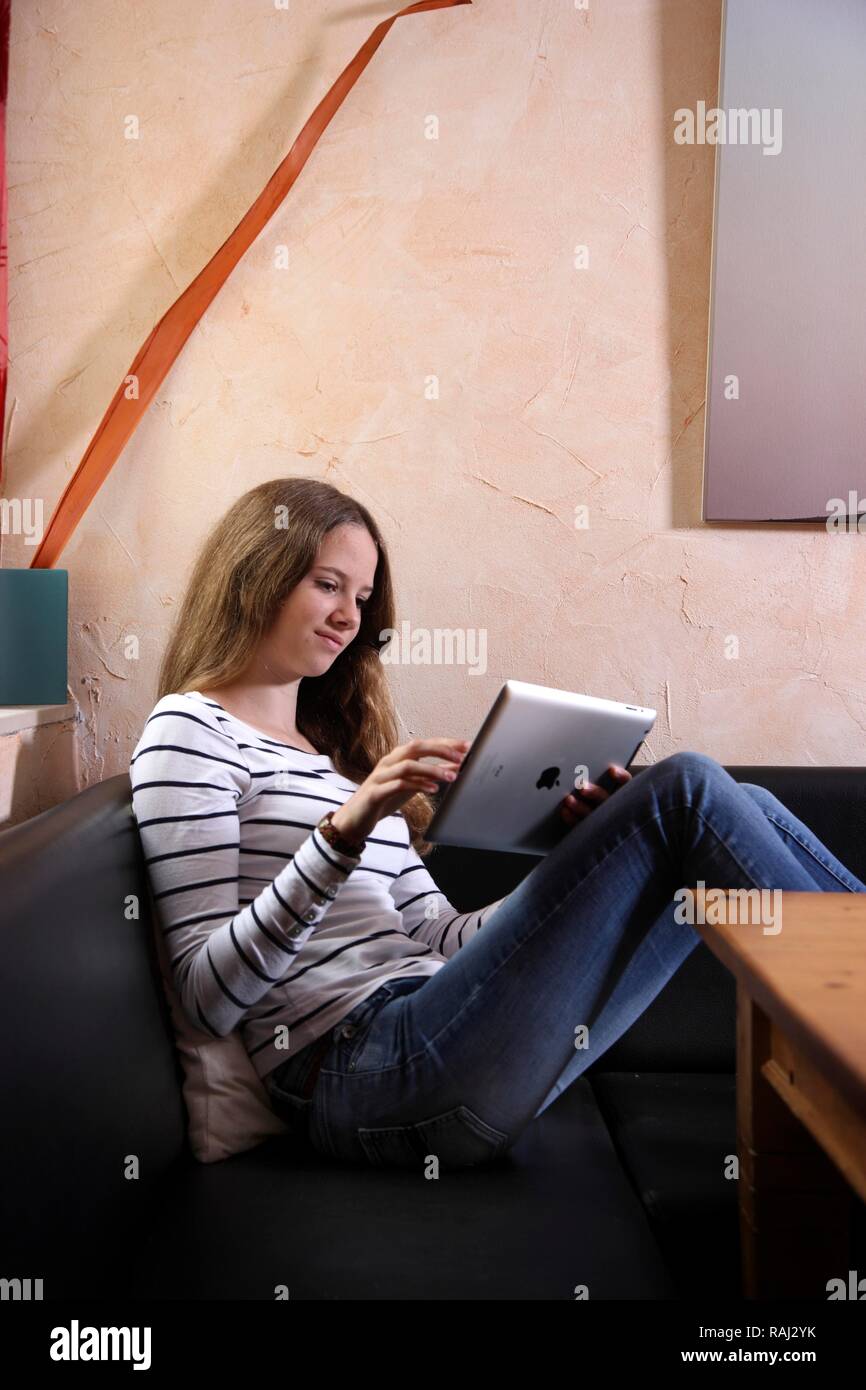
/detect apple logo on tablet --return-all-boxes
[537,766,561,791]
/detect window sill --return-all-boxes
[0,703,77,736]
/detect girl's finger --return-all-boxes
[574,782,609,803]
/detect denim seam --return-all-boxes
[688,805,792,892]
[761,811,859,892]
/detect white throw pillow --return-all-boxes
[146,883,287,1162]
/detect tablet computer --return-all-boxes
[424,679,656,855]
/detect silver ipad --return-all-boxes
[424,679,656,856]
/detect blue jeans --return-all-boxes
[265,752,866,1170]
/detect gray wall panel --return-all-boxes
[703,0,866,521]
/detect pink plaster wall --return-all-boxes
[3,0,860,830]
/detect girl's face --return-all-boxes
[260,523,379,679]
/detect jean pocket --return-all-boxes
[265,1076,314,1140]
[357,1104,510,1171]
[332,991,393,1072]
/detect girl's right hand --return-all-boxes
[331,738,470,843]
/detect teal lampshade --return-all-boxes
[0,569,68,706]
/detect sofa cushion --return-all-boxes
[127,1078,678,1300]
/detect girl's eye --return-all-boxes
[316,580,369,608]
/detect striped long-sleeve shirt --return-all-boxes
[129,690,509,1081]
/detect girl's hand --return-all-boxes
[331,737,470,843]
[560,764,632,825]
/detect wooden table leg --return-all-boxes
[737,983,856,1299]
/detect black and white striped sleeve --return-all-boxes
[389,839,509,958]
[129,701,361,1038]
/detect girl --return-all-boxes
[129,476,866,1170]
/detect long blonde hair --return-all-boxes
[157,477,437,855]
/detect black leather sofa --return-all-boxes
[2,762,865,1300]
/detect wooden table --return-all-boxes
[691,887,866,1299]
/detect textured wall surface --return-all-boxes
[3,0,862,829]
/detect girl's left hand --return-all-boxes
[560,764,632,824]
